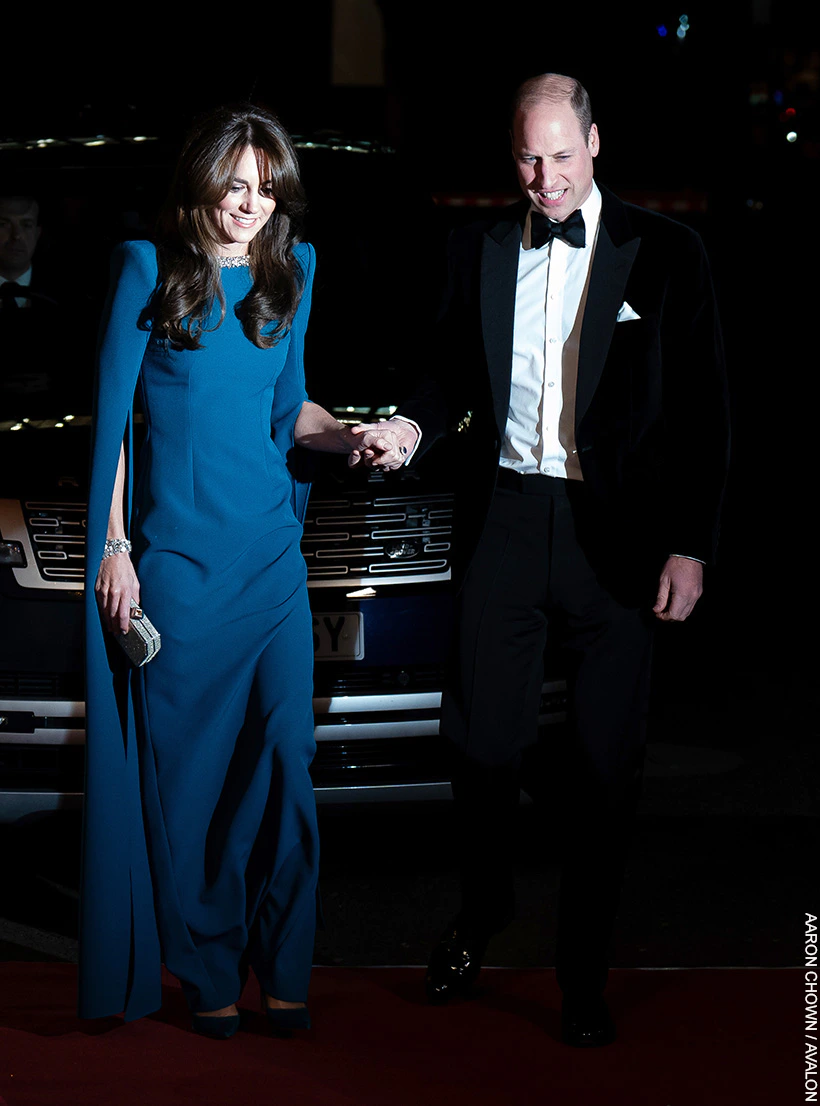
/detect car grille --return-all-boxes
[3,484,454,591]
[302,488,454,588]
[0,672,84,700]
[23,502,87,583]
[313,664,448,696]
[310,736,449,787]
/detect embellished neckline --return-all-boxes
[217,255,250,269]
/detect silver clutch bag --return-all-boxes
[116,599,161,667]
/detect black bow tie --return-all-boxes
[0,282,24,308]
[529,208,586,250]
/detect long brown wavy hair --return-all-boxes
[148,104,307,350]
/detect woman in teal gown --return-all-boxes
[81,106,400,1034]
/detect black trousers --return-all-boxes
[441,470,654,998]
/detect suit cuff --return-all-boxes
[390,415,422,465]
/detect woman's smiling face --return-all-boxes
[210,146,276,256]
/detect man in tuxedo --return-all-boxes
[0,192,96,405]
[359,73,729,1046]
[0,193,62,398]
[0,194,42,302]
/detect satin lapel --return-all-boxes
[576,209,641,429]
[481,215,522,438]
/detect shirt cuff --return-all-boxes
[669,553,705,564]
[390,415,422,465]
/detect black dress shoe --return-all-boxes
[425,922,489,1005]
[561,996,616,1048]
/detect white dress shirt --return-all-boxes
[500,182,603,481]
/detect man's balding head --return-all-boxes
[512,74,593,141]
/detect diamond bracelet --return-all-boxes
[103,538,132,558]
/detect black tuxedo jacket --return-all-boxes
[0,264,96,407]
[399,185,730,596]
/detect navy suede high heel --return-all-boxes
[261,997,311,1035]
[190,1012,241,1039]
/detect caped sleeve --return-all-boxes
[271,241,314,523]
[86,240,157,566]
[80,239,161,1023]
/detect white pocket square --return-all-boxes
[616,301,641,322]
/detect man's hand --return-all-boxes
[653,556,703,622]
[348,419,419,470]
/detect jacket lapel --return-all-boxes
[576,186,641,429]
[479,190,641,439]
[481,207,524,438]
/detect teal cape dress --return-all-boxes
[80,240,318,1019]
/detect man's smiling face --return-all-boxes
[511,99,599,223]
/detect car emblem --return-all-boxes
[386,540,418,560]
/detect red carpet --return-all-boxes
[0,964,797,1105]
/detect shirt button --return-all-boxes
[549,337,557,344]
[547,381,555,388]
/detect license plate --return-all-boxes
[312,612,364,661]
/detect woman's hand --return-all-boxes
[293,403,414,469]
[346,424,405,469]
[348,420,417,470]
[95,552,140,635]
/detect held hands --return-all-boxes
[347,419,419,471]
[95,552,140,635]
[292,404,418,469]
[653,556,703,622]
